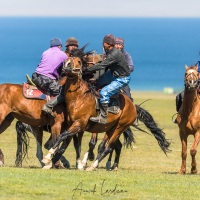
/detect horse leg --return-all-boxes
[88,132,98,161]
[30,126,44,167]
[87,131,117,171]
[81,132,98,167]
[50,137,72,169]
[74,132,85,170]
[179,132,188,174]
[109,139,122,171]
[105,149,113,170]
[190,132,200,174]
[0,114,14,134]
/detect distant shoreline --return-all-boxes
[131,90,176,100]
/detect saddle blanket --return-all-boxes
[23,82,53,100]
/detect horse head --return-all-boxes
[184,64,199,90]
[62,57,82,77]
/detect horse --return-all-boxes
[15,121,70,168]
[0,79,69,167]
[42,55,171,171]
[177,64,200,174]
[13,51,104,168]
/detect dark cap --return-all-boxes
[115,37,124,46]
[50,38,62,47]
[65,37,79,47]
[103,34,115,46]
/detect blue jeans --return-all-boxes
[97,70,131,103]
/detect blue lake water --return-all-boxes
[0,17,200,92]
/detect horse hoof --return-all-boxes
[0,161,4,167]
[86,166,95,171]
[42,163,52,170]
[81,161,87,167]
[42,158,51,164]
[178,170,186,174]
[77,165,84,170]
[191,170,197,174]
[106,161,111,170]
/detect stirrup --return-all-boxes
[90,115,107,124]
[42,105,55,118]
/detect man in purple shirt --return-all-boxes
[32,37,68,117]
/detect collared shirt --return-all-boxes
[35,47,68,79]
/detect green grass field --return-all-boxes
[0,91,199,200]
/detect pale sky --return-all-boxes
[0,0,200,17]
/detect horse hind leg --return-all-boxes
[110,139,122,171]
[190,132,200,174]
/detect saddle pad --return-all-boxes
[23,82,51,100]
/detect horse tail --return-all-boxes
[135,104,171,154]
[123,127,135,148]
[15,121,30,167]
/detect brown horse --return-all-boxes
[14,51,104,168]
[177,64,200,174]
[0,77,68,167]
[42,56,171,171]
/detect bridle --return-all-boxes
[62,57,82,77]
[184,69,199,90]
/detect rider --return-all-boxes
[32,37,68,117]
[115,37,134,101]
[41,37,80,117]
[65,37,79,56]
[85,34,131,124]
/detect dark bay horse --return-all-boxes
[177,64,200,174]
[42,56,171,171]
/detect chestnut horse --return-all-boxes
[177,64,200,174]
[0,74,68,167]
[14,51,104,168]
[42,56,171,171]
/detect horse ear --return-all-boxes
[195,63,198,71]
[185,65,189,70]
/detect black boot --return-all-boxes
[42,94,65,118]
[90,103,108,124]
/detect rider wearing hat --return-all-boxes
[32,37,68,117]
[65,37,79,56]
[85,34,131,124]
[115,37,134,101]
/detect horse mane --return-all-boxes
[70,44,94,58]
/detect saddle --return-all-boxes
[23,82,54,100]
[23,75,54,100]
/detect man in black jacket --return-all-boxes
[85,34,131,124]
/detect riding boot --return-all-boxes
[42,93,65,118]
[90,103,108,124]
